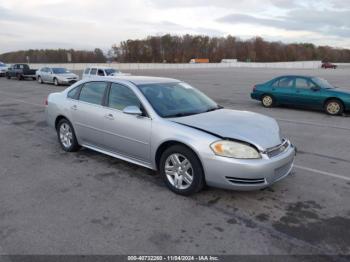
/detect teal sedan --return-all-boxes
[250,75,350,115]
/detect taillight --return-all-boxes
[44,97,48,106]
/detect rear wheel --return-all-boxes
[261,94,274,108]
[324,99,343,115]
[56,119,80,152]
[159,145,205,195]
[16,74,22,80]
[6,73,10,79]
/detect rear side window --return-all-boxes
[84,68,90,74]
[277,77,294,88]
[97,69,105,76]
[90,68,97,75]
[67,85,81,100]
[79,82,108,105]
[108,83,140,110]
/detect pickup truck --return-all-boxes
[6,64,37,80]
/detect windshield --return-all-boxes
[138,82,220,118]
[52,68,70,74]
[0,63,7,67]
[105,69,118,75]
[312,77,334,89]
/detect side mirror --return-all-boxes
[123,105,142,116]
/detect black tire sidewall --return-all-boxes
[57,119,80,152]
[159,145,205,195]
[54,78,59,86]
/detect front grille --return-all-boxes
[274,161,293,181]
[266,139,289,158]
[226,176,265,185]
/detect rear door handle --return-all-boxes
[71,105,77,110]
[104,113,114,120]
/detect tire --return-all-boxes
[32,77,36,81]
[16,74,22,81]
[6,74,10,79]
[38,76,43,84]
[56,119,80,152]
[159,145,205,196]
[261,94,275,108]
[324,99,344,116]
[54,78,59,86]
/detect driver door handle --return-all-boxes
[71,105,77,110]
[104,113,114,120]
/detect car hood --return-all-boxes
[330,88,350,95]
[171,109,281,150]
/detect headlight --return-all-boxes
[210,140,261,159]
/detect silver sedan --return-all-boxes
[36,67,79,86]
[46,76,296,195]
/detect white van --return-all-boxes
[82,67,129,79]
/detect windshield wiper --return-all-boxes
[205,105,224,112]
[165,112,198,118]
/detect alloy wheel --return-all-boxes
[59,123,73,148]
[165,153,193,190]
[326,102,340,115]
[262,96,273,107]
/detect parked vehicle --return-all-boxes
[189,58,209,64]
[46,76,295,195]
[82,67,128,79]
[36,67,79,86]
[321,62,337,69]
[0,63,8,77]
[251,75,350,115]
[6,64,37,80]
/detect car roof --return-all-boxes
[89,75,181,85]
[276,75,314,79]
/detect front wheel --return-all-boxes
[159,145,205,195]
[324,100,343,115]
[38,76,43,84]
[54,78,59,86]
[261,94,275,108]
[57,119,80,152]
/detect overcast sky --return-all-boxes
[1,0,349,53]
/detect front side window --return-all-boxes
[84,68,90,74]
[105,69,117,75]
[90,68,97,75]
[79,82,107,105]
[97,69,105,76]
[108,83,140,110]
[295,78,316,89]
[138,82,219,118]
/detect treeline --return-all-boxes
[111,34,350,63]
[0,48,106,63]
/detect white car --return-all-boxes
[0,62,8,77]
[36,67,79,86]
[82,67,129,79]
